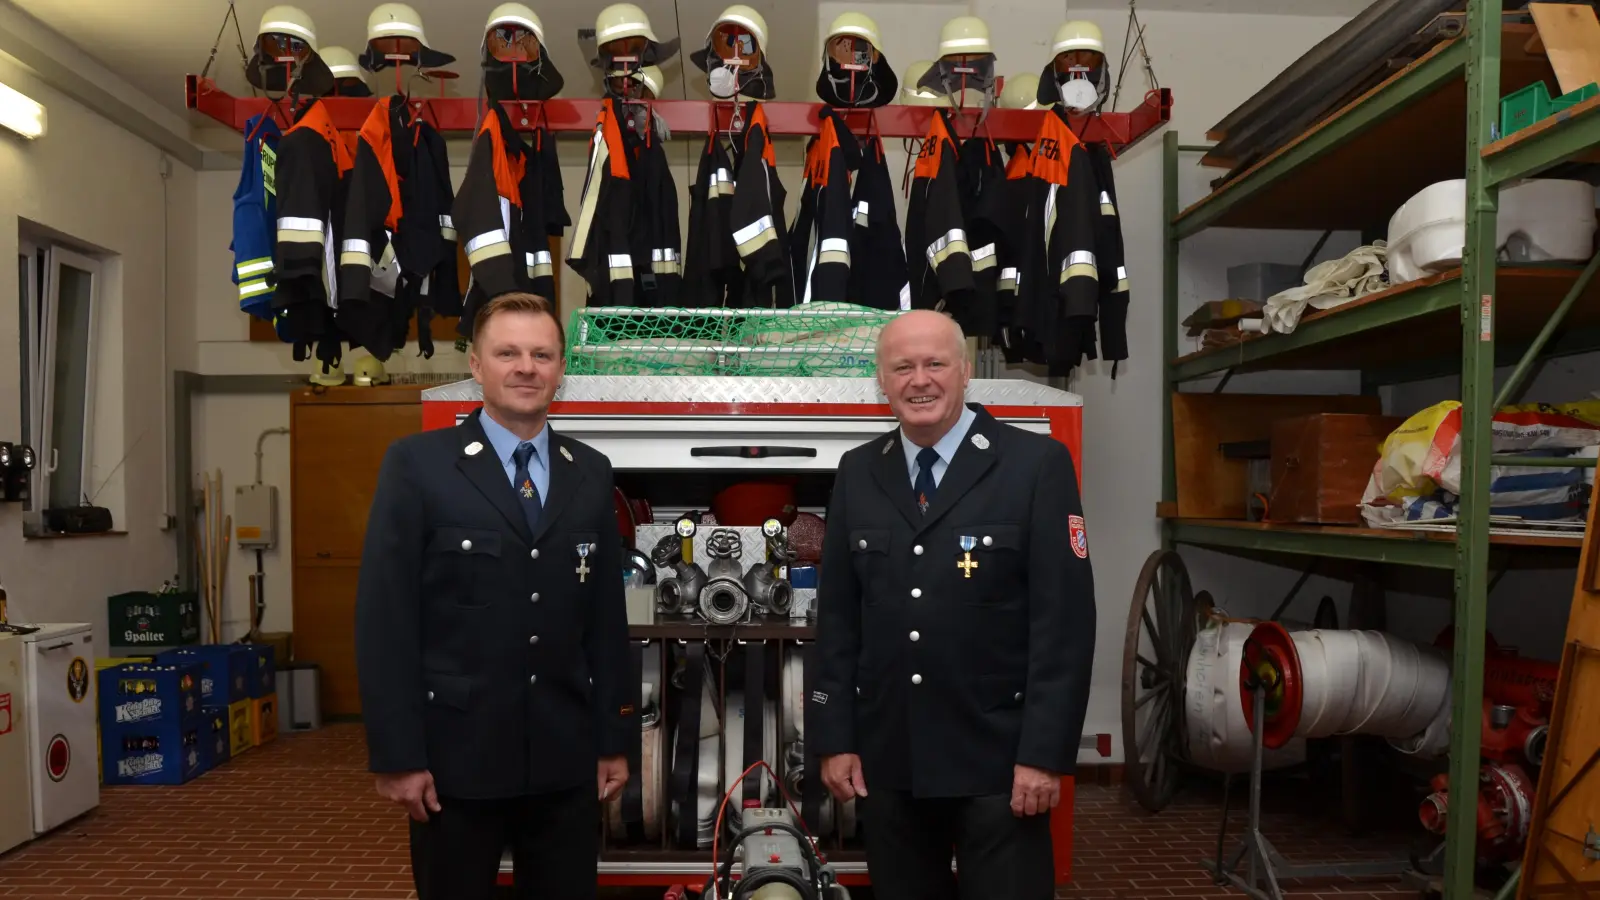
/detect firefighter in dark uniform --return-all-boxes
[809,309,1097,900]
[355,292,632,900]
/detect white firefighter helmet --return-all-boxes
[825,12,881,47]
[900,59,947,107]
[708,5,769,48]
[999,73,1041,110]
[636,65,665,98]
[487,3,545,43]
[247,6,334,95]
[936,15,993,58]
[595,3,660,47]
[1051,20,1106,57]
[352,355,390,386]
[319,46,362,80]
[256,5,319,49]
[362,2,455,70]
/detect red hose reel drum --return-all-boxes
[1238,622,1304,751]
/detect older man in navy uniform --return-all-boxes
[355,293,632,900]
[809,309,1096,900]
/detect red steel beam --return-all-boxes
[187,75,1171,152]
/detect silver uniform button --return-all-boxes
[1014,692,1024,701]
[913,545,923,555]
[426,690,435,700]
[912,674,922,685]
[461,539,473,551]
[858,539,867,550]
[529,635,539,645]
[910,631,920,642]
[530,549,540,559]
[529,675,538,685]
[531,592,540,602]
[983,535,993,547]
[911,588,922,599]
[855,686,861,695]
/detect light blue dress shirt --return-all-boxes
[478,410,552,502]
[901,404,977,490]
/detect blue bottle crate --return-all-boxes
[157,646,251,705]
[238,644,277,699]
[98,663,204,728]
[101,717,211,785]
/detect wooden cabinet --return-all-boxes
[290,386,423,716]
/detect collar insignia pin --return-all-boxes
[882,440,893,455]
[560,445,574,463]
[465,441,484,456]
[971,434,990,450]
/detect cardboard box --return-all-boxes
[227,699,255,756]
[157,646,251,705]
[251,693,278,748]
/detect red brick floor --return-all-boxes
[0,724,1424,899]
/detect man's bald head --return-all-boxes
[877,310,967,366]
[875,310,972,447]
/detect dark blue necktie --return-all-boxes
[914,446,940,515]
[513,442,543,532]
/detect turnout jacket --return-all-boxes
[232,114,281,324]
[790,107,861,305]
[846,136,907,311]
[1086,142,1130,374]
[454,103,567,336]
[959,136,1008,340]
[682,136,742,307]
[624,113,682,308]
[337,96,412,360]
[273,98,355,369]
[904,109,973,314]
[807,404,1097,797]
[567,98,642,307]
[1015,106,1101,373]
[995,143,1034,359]
[730,103,795,308]
[355,407,634,799]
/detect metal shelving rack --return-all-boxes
[1161,3,1600,897]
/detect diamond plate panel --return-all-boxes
[422,375,1082,407]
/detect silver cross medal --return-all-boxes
[575,542,591,583]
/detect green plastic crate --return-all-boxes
[1501,80,1600,137]
[107,591,200,652]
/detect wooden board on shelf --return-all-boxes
[1166,515,1586,551]
[1529,2,1600,95]
[1171,393,1381,519]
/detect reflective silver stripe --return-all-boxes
[733,216,775,247]
[342,239,371,255]
[235,259,273,277]
[899,282,911,311]
[466,230,508,255]
[1117,266,1128,280]
[1068,250,1097,268]
[277,216,323,232]
[971,244,997,261]
[532,251,553,265]
[1001,267,1018,282]
[525,252,537,267]
[239,280,271,298]
[608,254,633,268]
[439,215,454,229]
[1099,191,1112,206]
[651,248,680,263]
[854,201,869,218]
[820,238,850,255]
[927,228,967,256]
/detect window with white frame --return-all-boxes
[17,237,103,524]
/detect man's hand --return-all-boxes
[376,770,442,822]
[598,754,629,801]
[1010,764,1060,817]
[820,753,868,804]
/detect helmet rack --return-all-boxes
[184,74,1172,149]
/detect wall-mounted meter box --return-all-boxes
[234,484,278,549]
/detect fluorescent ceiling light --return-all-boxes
[0,80,46,139]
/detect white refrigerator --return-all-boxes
[21,623,99,834]
[0,634,33,854]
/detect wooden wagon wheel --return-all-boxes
[1122,548,1202,813]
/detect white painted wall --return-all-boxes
[0,53,194,639]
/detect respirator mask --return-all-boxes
[691,19,775,101]
[1038,49,1109,113]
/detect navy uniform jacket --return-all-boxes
[807,403,1096,798]
[355,406,633,799]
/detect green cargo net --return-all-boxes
[564,303,902,377]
